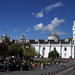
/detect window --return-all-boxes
[72,40,74,44]
[43,47,45,51]
[64,48,67,51]
[54,47,56,50]
[42,47,45,57]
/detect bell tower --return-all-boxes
[72,21,75,44]
[72,21,75,58]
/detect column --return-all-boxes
[49,41,51,52]
[38,41,41,57]
[59,41,62,58]
[71,45,72,58]
[72,45,75,58]
[60,45,62,58]
[74,45,75,58]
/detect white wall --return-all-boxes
[32,44,72,58]
[62,46,71,58]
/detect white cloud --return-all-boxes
[25,28,31,32]
[35,12,44,18]
[45,2,63,11]
[32,12,44,18]
[34,17,64,32]
[34,23,43,31]
[43,17,64,31]
[32,2,63,18]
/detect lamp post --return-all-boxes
[25,45,29,59]
[32,47,35,57]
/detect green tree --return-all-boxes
[0,42,8,56]
[35,53,40,58]
[2,35,11,45]
[8,43,23,58]
[48,48,59,60]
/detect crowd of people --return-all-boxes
[0,56,36,72]
[0,57,70,72]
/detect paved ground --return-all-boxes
[56,67,75,75]
[0,66,75,75]
[62,69,75,75]
[0,69,44,75]
[0,68,75,75]
[0,61,75,75]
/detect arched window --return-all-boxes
[64,48,67,51]
[43,47,45,51]
[72,40,74,44]
[54,47,56,50]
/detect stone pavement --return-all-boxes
[0,61,75,75]
[55,66,74,75]
[0,66,73,75]
[0,69,43,75]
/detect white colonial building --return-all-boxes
[19,20,75,58]
[29,21,75,58]
[0,21,75,59]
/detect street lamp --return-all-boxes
[32,47,35,57]
[25,45,29,59]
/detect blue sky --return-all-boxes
[0,0,75,40]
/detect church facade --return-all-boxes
[0,21,75,58]
[18,21,75,58]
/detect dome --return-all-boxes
[2,33,7,41]
[47,32,59,40]
[3,33,7,38]
[20,35,25,40]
